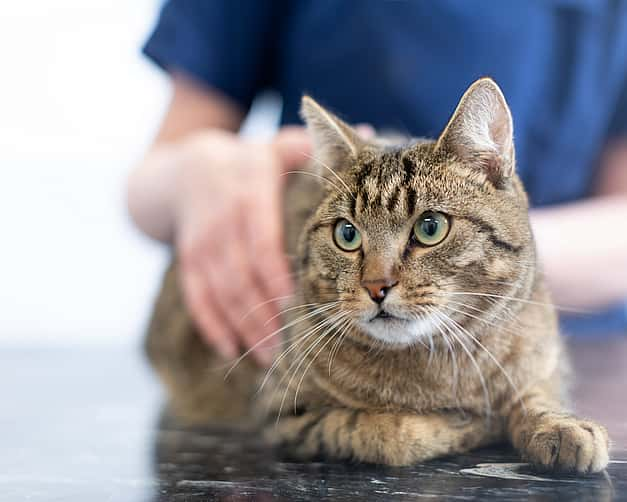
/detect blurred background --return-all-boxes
[1,1,626,347]
[0,1,288,348]
[0,1,170,346]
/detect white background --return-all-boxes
[0,1,176,346]
[0,1,280,346]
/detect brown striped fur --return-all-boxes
[145,79,609,472]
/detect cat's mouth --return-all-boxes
[360,307,437,346]
[370,310,401,322]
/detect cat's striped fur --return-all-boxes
[146,79,609,472]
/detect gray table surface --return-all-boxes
[1,336,626,501]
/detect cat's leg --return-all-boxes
[505,387,610,473]
[266,408,504,466]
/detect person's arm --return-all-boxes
[128,73,244,242]
[531,140,627,309]
[127,74,310,364]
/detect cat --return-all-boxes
[146,78,610,473]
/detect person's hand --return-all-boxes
[173,127,311,365]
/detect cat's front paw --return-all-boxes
[521,414,609,474]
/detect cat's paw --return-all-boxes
[521,414,609,474]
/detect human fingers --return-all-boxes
[205,212,281,366]
[272,126,311,169]
[179,258,239,360]
[355,123,376,139]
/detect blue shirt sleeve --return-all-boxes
[143,0,286,110]
[607,79,627,138]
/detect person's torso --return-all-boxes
[273,0,627,207]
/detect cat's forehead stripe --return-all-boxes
[352,151,420,219]
[354,159,374,187]
[385,185,401,213]
[405,187,417,217]
[401,155,416,184]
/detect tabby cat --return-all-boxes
[146,78,610,473]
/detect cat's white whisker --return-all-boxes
[262,301,340,327]
[428,306,492,419]
[282,170,347,198]
[442,303,525,338]
[302,152,355,200]
[437,308,527,415]
[294,313,355,412]
[428,310,461,407]
[327,317,355,377]
[257,308,344,392]
[275,309,352,422]
[427,326,435,368]
[437,290,592,314]
[443,298,528,329]
[226,301,341,380]
[239,294,296,322]
[266,308,347,393]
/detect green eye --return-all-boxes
[413,211,450,246]
[333,219,362,251]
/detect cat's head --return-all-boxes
[297,78,535,348]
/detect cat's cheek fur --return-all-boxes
[447,236,486,269]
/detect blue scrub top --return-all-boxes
[143,0,627,334]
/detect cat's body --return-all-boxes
[146,79,609,472]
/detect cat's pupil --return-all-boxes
[422,218,438,236]
[342,224,356,242]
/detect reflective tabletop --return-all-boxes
[1,336,626,501]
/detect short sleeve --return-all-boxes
[143,0,286,110]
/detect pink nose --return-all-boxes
[361,279,398,304]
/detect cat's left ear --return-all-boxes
[436,78,515,186]
[300,96,364,170]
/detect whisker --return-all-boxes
[428,306,492,419]
[427,327,435,368]
[435,291,591,314]
[263,300,340,327]
[264,307,347,392]
[282,170,347,197]
[429,310,461,408]
[294,313,355,412]
[444,298,516,322]
[274,310,351,422]
[240,294,296,322]
[327,317,355,377]
[437,308,526,415]
[442,303,525,338]
[257,308,344,392]
[302,152,355,200]
[225,302,340,380]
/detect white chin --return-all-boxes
[359,316,437,347]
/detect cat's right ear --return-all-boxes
[300,96,364,170]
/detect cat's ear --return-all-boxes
[300,96,363,169]
[436,78,515,185]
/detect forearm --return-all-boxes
[127,144,184,242]
[531,195,627,308]
[127,74,244,243]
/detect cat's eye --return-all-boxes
[413,211,450,246]
[333,219,362,251]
